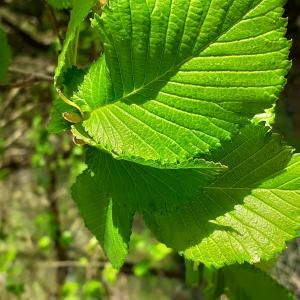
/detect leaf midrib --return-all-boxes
[91,0,264,112]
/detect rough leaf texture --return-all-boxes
[145,126,300,267]
[72,0,290,164]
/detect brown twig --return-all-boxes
[0,76,51,90]
[0,68,53,90]
[12,257,185,280]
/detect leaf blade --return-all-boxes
[75,0,290,164]
[144,125,300,268]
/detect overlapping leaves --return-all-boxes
[52,0,300,276]
[72,125,300,269]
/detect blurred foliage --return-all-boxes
[0,0,300,299]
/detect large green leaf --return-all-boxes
[144,125,300,268]
[0,27,11,82]
[72,0,290,164]
[72,124,300,268]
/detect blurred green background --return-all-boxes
[0,0,300,299]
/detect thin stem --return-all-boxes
[56,89,83,115]
[73,28,80,66]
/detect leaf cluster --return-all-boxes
[50,1,298,298]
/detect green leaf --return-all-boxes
[73,0,290,164]
[72,169,134,268]
[144,125,300,268]
[0,27,11,82]
[55,0,96,82]
[221,264,294,299]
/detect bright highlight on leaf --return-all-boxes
[71,0,291,165]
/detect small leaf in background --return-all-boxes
[0,246,17,272]
[37,236,51,250]
[6,282,25,297]
[102,263,118,285]
[85,237,99,254]
[133,260,151,277]
[149,243,172,263]
[82,280,104,299]
[62,281,80,299]
[79,257,89,267]
[60,230,73,247]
